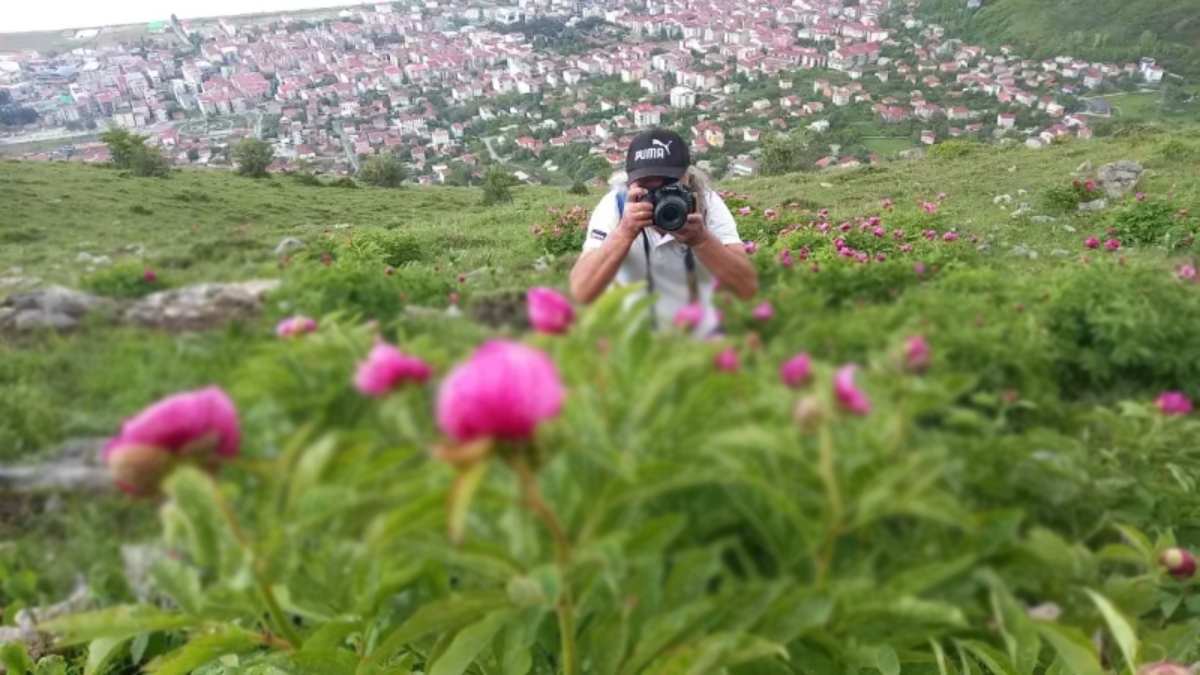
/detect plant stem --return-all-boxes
[814,423,844,586]
[213,480,302,648]
[512,456,577,675]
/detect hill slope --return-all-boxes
[918,0,1200,78]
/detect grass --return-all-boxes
[861,136,916,158]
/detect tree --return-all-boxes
[481,166,517,205]
[233,138,274,178]
[359,154,407,188]
[0,105,38,126]
[761,129,814,176]
[186,147,201,162]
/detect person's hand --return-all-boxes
[661,212,713,248]
[618,186,653,238]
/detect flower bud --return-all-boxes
[1161,547,1196,579]
[793,396,825,432]
[1138,663,1194,675]
[108,444,177,497]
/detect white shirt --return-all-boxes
[582,188,742,335]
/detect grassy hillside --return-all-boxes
[918,0,1200,78]
[5,129,1200,671]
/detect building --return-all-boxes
[669,86,696,109]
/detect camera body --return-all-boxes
[645,182,696,232]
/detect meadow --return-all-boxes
[3,126,1200,673]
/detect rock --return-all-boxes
[274,237,306,257]
[122,243,146,256]
[1010,203,1032,218]
[1017,189,1028,196]
[1031,216,1057,224]
[1078,198,1108,212]
[0,438,111,494]
[819,182,834,188]
[75,252,111,266]
[898,148,925,160]
[1050,248,1071,257]
[0,275,40,291]
[993,194,1013,205]
[0,285,113,332]
[533,255,552,273]
[1058,222,1074,231]
[1096,160,1143,198]
[124,279,280,331]
[0,582,91,660]
[1074,160,1093,174]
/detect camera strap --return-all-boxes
[617,190,701,328]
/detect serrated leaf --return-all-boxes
[145,627,261,675]
[1084,589,1139,674]
[43,606,196,647]
[1035,624,1103,675]
[85,637,128,675]
[428,609,515,675]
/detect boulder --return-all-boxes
[125,279,280,331]
[0,437,110,494]
[274,236,306,257]
[0,285,113,332]
[1078,198,1108,212]
[74,251,112,266]
[1095,160,1143,198]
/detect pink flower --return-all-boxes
[1104,238,1121,251]
[839,222,852,233]
[738,206,753,216]
[1084,179,1097,192]
[817,222,831,233]
[904,335,931,372]
[942,231,959,242]
[867,216,881,227]
[674,302,706,330]
[899,243,913,253]
[751,301,774,321]
[354,343,432,397]
[875,252,887,262]
[104,387,240,495]
[1136,192,1147,202]
[937,192,948,201]
[1156,391,1193,416]
[780,353,812,388]
[714,347,740,372]
[1138,663,1193,675]
[743,240,758,255]
[818,208,830,219]
[923,229,937,241]
[1160,548,1196,580]
[914,261,928,276]
[526,287,575,335]
[764,208,778,220]
[143,268,158,283]
[276,315,318,338]
[881,197,894,211]
[437,341,565,443]
[834,365,871,415]
[1177,264,1197,282]
[778,249,794,268]
[922,201,939,214]
[872,226,886,238]
[1084,236,1100,249]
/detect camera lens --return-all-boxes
[655,197,687,231]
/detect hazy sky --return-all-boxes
[4,0,374,33]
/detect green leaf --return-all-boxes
[43,605,197,647]
[495,609,542,675]
[85,637,129,675]
[955,640,1017,675]
[360,591,510,672]
[754,589,834,643]
[144,627,261,675]
[643,632,787,675]
[162,467,242,575]
[428,609,515,675]
[148,556,204,615]
[0,642,35,675]
[32,655,67,675]
[1084,589,1139,674]
[1035,624,1104,675]
[930,639,955,675]
[876,645,901,675]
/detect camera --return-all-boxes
[646,183,696,232]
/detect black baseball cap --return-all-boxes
[625,128,689,183]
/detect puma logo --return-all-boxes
[651,138,673,155]
[633,138,673,163]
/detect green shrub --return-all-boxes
[928,139,981,160]
[81,261,163,299]
[1107,197,1197,248]
[233,138,274,178]
[1041,179,1105,214]
[531,205,589,257]
[359,154,407,188]
[355,229,426,267]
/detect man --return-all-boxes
[569,129,757,335]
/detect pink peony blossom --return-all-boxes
[738,206,753,216]
[875,252,887,262]
[867,216,881,227]
[942,231,959,242]
[764,208,778,220]
[834,365,871,415]
[437,340,565,443]
[839,222,852,233]
[276,315,318,338]
[743,240,759,255]
[1157,391,1193,416]
[780,353,812,388]
[674,302,706,330]
[1138,663,1193,675]
[914,261,928,276]
[899,243,913,253]
[817,222,831,233]
[872,226,886,238]
[104,386,241,495]
[1136,192,1147,202]
[1177,264,1197,282]
[526,287,575,335]
[881,197,894,211]
[143,268,158,283]
[923,229,937,241]
[1104,238,1121,251]
[778,249,794,268]
[355,343,433,397]
[752,301,774,321]
[1084,236,1100,249]
[1084,179,1097,192]
[818,208,830,219]
[904,335,931,372]
[922,201,939,214]
[714,347,740,373]
[937,192,948,201]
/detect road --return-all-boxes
[482,136,502,161]
[333,121,360,173]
